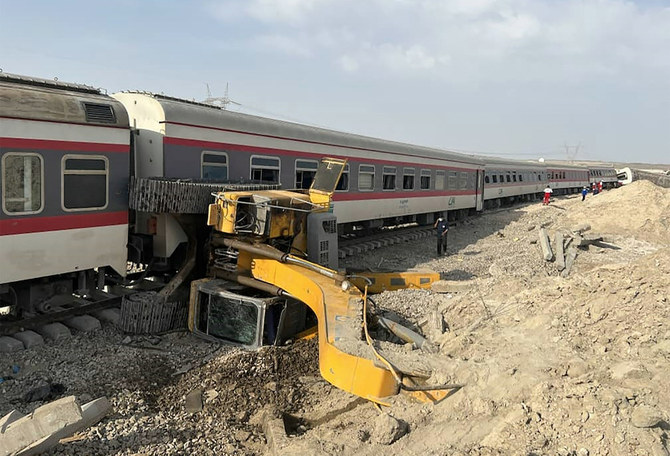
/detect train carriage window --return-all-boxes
[459,172,468,189]
[512,172,517,182]
[492,174,498,184]
[2,153,44,215]
[499,174,504,183]
[403,168,415,190]
[250,156,280,183]
[358,164,375,191]
[519,173,523,182]
[505,172,511,183]
[420,169,431,190]
[382,166,397,190]
[336,164,350,191]
[201,151,229,181]
[435,171,445,190]
[294,159,319,189]
[485,174,490,184]
[448,171,458,190]
[62,155,108,210]
[468,172,476,189]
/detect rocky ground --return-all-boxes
[1,180,668,455]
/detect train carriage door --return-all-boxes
[476,170,484,211]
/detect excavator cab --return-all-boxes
[189,278,315,349]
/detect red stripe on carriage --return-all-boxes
[0,211,128,236]
[332,190,475,201]
[0,137,129,153]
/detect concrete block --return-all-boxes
[185,389,203,413]
[555,232,566,271]
[431,280,474,293]
[539,228,554,261]
[12,397,111,456]
[0,336,24,353]
[0,410,24,433]
[63,315,101,332]
[55,397,111,444]
[263,412,290,456]
[37,323,71,341]
[92,308,120,325]
[0,396,82,456]
[13,331,44,349]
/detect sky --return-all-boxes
[1,0,669,164]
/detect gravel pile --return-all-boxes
[0,326,319,455]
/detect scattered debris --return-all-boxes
[539,228,554,261]
[371,413,408,445]
[0,395,111,456]
[184,388,203,414]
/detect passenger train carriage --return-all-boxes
[482,157,547,208]
[0,72,619,313]
[588,166,618,188]
[0,74,129,311]
[546,163,590,194]
[112,92,486,236]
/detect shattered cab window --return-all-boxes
[205,295,259,346]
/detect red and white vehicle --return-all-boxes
[546,163,590,194]
[0,74,129,311]
[482,157,547,207]
[113,92,486,235]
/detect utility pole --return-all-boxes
[564,142,581,164]
[202,83,240,110]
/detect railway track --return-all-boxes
[338,225,435,259]
[0,281,165,352]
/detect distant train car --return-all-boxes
[0,74,130,312]
[588,166,618,188]
[482,157,547,208]
[546,163,590,194]
[113,92,486,236]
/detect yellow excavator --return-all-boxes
[188,158,457,406]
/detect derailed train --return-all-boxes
[0,73,617,311]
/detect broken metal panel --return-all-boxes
[129,177,279,214]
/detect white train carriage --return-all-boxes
[0,74,130,311]
[588,166,618,188]
[113,92,486,235]
[546,163,590,194]
[482,158,547,207]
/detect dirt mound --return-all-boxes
[565,181,670,243]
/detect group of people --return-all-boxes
[543,180,605,205]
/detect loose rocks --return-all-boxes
[371,413,408,445]
[631,405,664,428]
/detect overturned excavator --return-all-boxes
[188,157,458,405]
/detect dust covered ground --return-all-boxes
[1,180,668,455]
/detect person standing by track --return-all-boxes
[581,186,588,201]
[543,185,553,205]
[434,217,449,256]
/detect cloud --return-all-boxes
[252,34,313,57]
[337,54,359,73]
[208,0,670,83]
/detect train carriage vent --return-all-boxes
[83,102,116,124]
